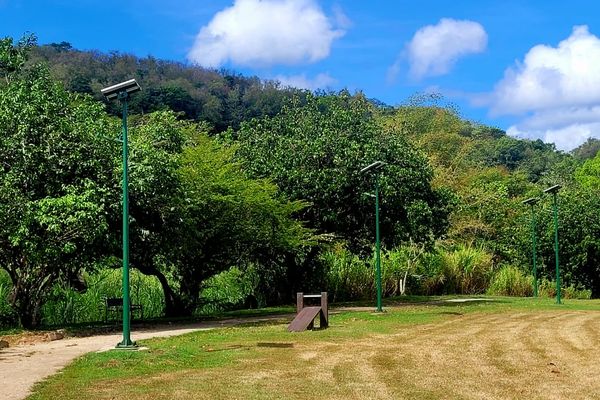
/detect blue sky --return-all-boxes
[3,0,600,150]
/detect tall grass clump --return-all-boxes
[424,245,493,295]
[0,270,17,328]
[381,243,425,296]
[487,265,533,296]
[538,279,592,299]
[197,266,262,314]
[322,244,372,301]
[41,268,164,326]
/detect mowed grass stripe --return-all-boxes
[28,298,600,400]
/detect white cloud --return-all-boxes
[274,72,336,90]
[489,26,600,150]
[507,121,600,152]
[405,18,487,80]
[492,26,600,115]
[187,0,345,68]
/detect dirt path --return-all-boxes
[0,315,291,400]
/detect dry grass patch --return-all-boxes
[29,299,600,400]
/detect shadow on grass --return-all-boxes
[256,342,294,348]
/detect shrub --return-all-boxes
[381,243,425,296]
[322,244,373,301]
[424,245,493,295]
[41,268,164,326]
[0,270,17,328]
[198,266,262,314]
[538,279,592,300]
[487,265,533,297]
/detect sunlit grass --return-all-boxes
[28,297,600,400]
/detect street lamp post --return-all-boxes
[101,79,141,348]
[522,197,539,297]
[544,184,562,304]
[360,161,386,312]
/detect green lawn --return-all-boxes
[28,297,600,400]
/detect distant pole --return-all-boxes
[359,161,386,313]
[375,176,382,312]
[551,192,561,304]
[544,185,562,305]
[530,204,538,297]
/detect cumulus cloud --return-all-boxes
[274,72,336,90]
[405,18,487,80]
[188,0,345,68]
[492,26,600,115]
[490,26,600,150]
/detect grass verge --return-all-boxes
[27,297,600,400]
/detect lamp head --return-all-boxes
[522,197,539,206]
[101,79,141,101]
[360,161,386,174]
[543,184,562,194]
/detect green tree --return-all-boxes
[235,92,452,250]
[0,58,118,327]
[535,187,600,296]
[121,112,314,315]
[575,151,600,189]
[0,33,36,83]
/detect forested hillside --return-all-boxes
[29,42,306,132]
[2,34,600,328]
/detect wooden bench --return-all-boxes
[288,292,328,332]
[104,297,143,323]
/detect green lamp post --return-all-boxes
[360,161,386,312]
[101,79,142,348]
[522,197,539,297]
[544,184,562,304]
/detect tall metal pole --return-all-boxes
[375,176,382,312]
[529,204,538,297]
[117,92,135,348]
[552,193,561,304]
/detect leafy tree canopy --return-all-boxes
[235,91,453,250]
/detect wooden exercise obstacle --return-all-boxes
[288,292,328,332]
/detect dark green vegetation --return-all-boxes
[1,34,600,329]
[28,298,600,400]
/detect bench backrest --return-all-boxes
[106,298,123,307]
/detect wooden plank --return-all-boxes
[288,306,322,332]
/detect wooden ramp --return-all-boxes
[288,306,322,332]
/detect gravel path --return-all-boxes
[0,315,292,400]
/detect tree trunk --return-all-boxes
[11,285,43,329]
[134,263,190,318]
[154,270,189,317]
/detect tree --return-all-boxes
[121,112,314,315]
[572,137,600,161]
[0,52,118,327]
[235,92,452,250]
[0,34,36,83]
[535,187,600,296]
[575,151,600,189]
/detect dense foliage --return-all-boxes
[29,42,306,132]
[2,34,600,328]
[235,92,453,250]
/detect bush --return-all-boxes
[423,245,493,295]
[538,279,592,300]
[322,244,373,301]
[487,265,533,297]
[198,266,262,314]
[41,269,164,326]
[381,243,425,296]
[0,270,17,328]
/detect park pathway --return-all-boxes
[0,315,291,400]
